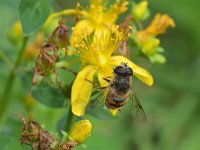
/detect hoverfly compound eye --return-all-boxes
[114,63,133,76]
[127,67,133,76]
[114,66,125,75]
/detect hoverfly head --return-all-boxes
[114,62,133,76]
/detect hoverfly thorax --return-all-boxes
[112,63,133,93]
[114,63,133,76]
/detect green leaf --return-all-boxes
[149,53,166,64]
[31,79,69,108]
[19,0,52,35]
[19,71,69,108]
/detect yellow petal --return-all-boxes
[71,65,97,116]
[108,56,153,86]
[70,20,94,47]
[110,109,118,116]
[141,37,160,55]
[146,13,175,36]
[98,65,113,87]
[69,119,92,143]
[11,20,22,37]
[132,1,148,20]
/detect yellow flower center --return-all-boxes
[98,53,107,66]
[73,25,129,68]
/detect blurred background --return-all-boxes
[0,0,200,150]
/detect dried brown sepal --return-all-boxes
[31,20,69,87]
[115,41,131,58]
[32,43,59,86]
[119,15,132,33]
[15,112,78,150]
[114,16,132,58]
[60,141,78,150]
[48,20,69,49]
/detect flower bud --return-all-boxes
[69,120,92,143]
[132,1,149,20]
[146,14,175,35]
[48,20,69,49]
[141,37,160,55]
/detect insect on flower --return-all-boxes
[71,25,153,117]
[86,62,146,120]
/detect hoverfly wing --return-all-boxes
[85,88,114,119]
[129,88,147,122]
[85,89,106,113]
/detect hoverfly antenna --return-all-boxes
[121,62,128,67]
[58,18,66,25]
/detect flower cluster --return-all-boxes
[70,0,129,46]
[13,0,175,149]
[132,1,175,63]
[71,25,153,116]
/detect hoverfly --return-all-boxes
[86,62,146,120]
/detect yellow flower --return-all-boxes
[146,13,175,36]
[9,21,23,44]
[142,37,160,55]
[11,20,23,37]
[133,13,175,63]
[71,0,129,46]
[71,26,153,116]
[132,1,149,20]
[69,120,92,144]
[134,32,160,55]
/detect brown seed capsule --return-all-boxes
[48,20,69,49]
[32,43,58,85]
[16,112,77,150]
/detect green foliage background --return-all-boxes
[0,0,200,150]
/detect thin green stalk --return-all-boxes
[0,36,28,123]
[64,106,76,132]
[0,50,13,69]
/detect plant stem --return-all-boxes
[0,36,28,123]
[0,50,13,69]
[64,106,75,132]
[48,9,84,20]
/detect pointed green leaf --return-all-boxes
[19,0,52,35]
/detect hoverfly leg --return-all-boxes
[85,79,107,90]
[85,79,99,89]
[104,76,112,78]
[103,77,112,83]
